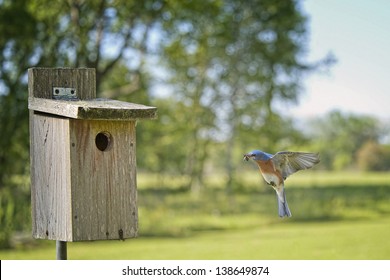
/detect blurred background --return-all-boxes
[1,0,389,259]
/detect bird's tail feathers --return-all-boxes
[276,188,292,218]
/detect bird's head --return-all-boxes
[243,150,272,161]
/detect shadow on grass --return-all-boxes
[138,184,390,238]
[7,183,390,245]
[287,185,390,221]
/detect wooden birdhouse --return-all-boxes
[28,68,156,242]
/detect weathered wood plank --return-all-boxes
[29,97,157,120]
[30,114,73,241]
[69,120,138,241]
[28,68,96,100]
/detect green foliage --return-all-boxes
[0,0,164,248]
[1,0,316,188]
[0,0,326,247]
[308,110,385,170]
[356,141,390,171]
[158,0,321,190]
[0,175,31,248]
[137,98,193,175]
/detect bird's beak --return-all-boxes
[243,153,253,161]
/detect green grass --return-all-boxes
[1,171,390,259]
[1,218,389,259]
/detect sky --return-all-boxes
[281,0,390,120]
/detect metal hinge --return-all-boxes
[53,87,78,100]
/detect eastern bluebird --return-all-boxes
[244,150,320,217]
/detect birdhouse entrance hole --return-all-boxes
[95,131,112,151]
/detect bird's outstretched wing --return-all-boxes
[271,151,320,180]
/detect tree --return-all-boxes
[0,0,165,185]
[356,141,390,171]
[0,0,329,246]
[309,110,384,170]
[160,0,324,191]
[0,0,164,247]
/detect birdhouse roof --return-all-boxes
[28,97,157,120]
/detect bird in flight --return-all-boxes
[244,150,320,217]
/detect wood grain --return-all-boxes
[30,114,138,241]
[30,114,73,240]
[28,68,96,100]
[69,119,138,241]
[29,68,141,241]
[28,97,157,120]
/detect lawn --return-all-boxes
[1,218,389,260]
[1,171,390,259]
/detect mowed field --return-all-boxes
[1,172,390,259]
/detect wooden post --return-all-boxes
[28,68,156,259]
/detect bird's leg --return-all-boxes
[269,181,276,187]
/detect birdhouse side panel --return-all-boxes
[30,113,73,241]
[69,119,138,241]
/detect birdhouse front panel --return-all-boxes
[30,113,138,241]
[69,119,138,241]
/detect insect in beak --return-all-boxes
[243,154,252,161]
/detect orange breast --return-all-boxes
[255,159,274,173]
[255,159,284,184]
